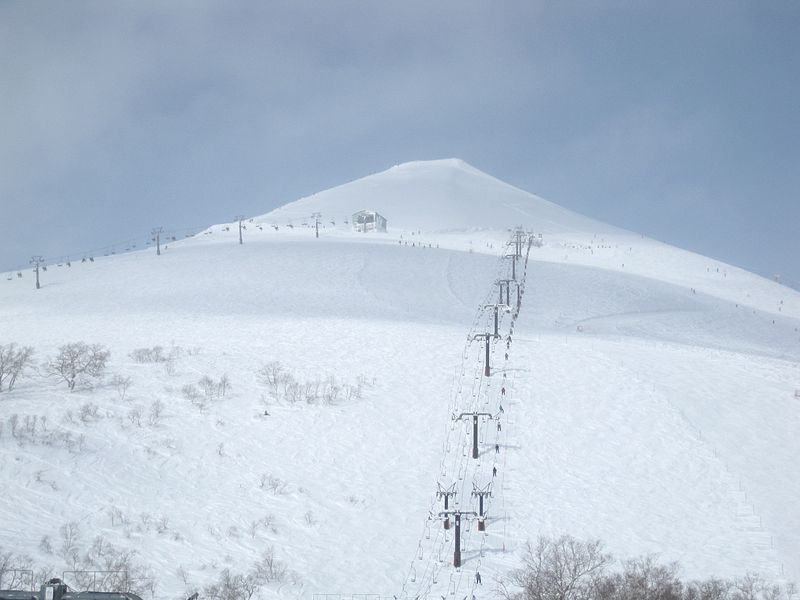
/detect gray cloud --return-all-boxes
[1,1,798,286]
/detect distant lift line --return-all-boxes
[150,227,163,256]
[30,255,43,290]
[234,215,245,245]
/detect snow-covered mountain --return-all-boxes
[1,159,798,599]
[260,158,618,235]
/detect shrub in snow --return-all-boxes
[38,536,53,555]
[155,516,169,534]
[500,535,796,600]
[129,346,167,363]
[147,400,164,426]
[0,343,35,392]
[110,374,133,401]
[218,374,230,397]
[199,375,216,400]
[8,414,18,438]
[127,405,143,427]
[202,547,288,600]
[78,402,100,424]
[183,375,230,408]
[259,474,288,495]
[46,342,110,391]
[182,383,201,403]
[256,362,371,406]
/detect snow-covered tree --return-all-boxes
[46,342,110,391]
[0,343,35,392]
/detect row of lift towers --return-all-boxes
[433,228,530,569]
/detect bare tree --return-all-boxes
[600,555,683,600]
[502,535,612,600]
[202,547,287,600]
[684,578,731,600]
[730,574,786,600]
[252,547,287,583]
[203,569,259,600]
[46,342,110,391]
[59,521,80,560]
[256,361,283,395]
[500,535,794,600]
[0,343,35,392]
[218,374,230,397]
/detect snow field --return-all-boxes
[0,236,506,598]
[2,159,799,598]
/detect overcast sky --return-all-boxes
[1,1,798,287]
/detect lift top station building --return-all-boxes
[351,210,387,233]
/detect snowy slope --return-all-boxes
[258,158,618,235]
[1,159,799,600]
[258,159,800,321]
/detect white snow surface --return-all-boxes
[1,159,799,599]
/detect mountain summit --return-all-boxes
[259,158,617,233]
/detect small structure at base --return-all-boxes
[352,210,387,233]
